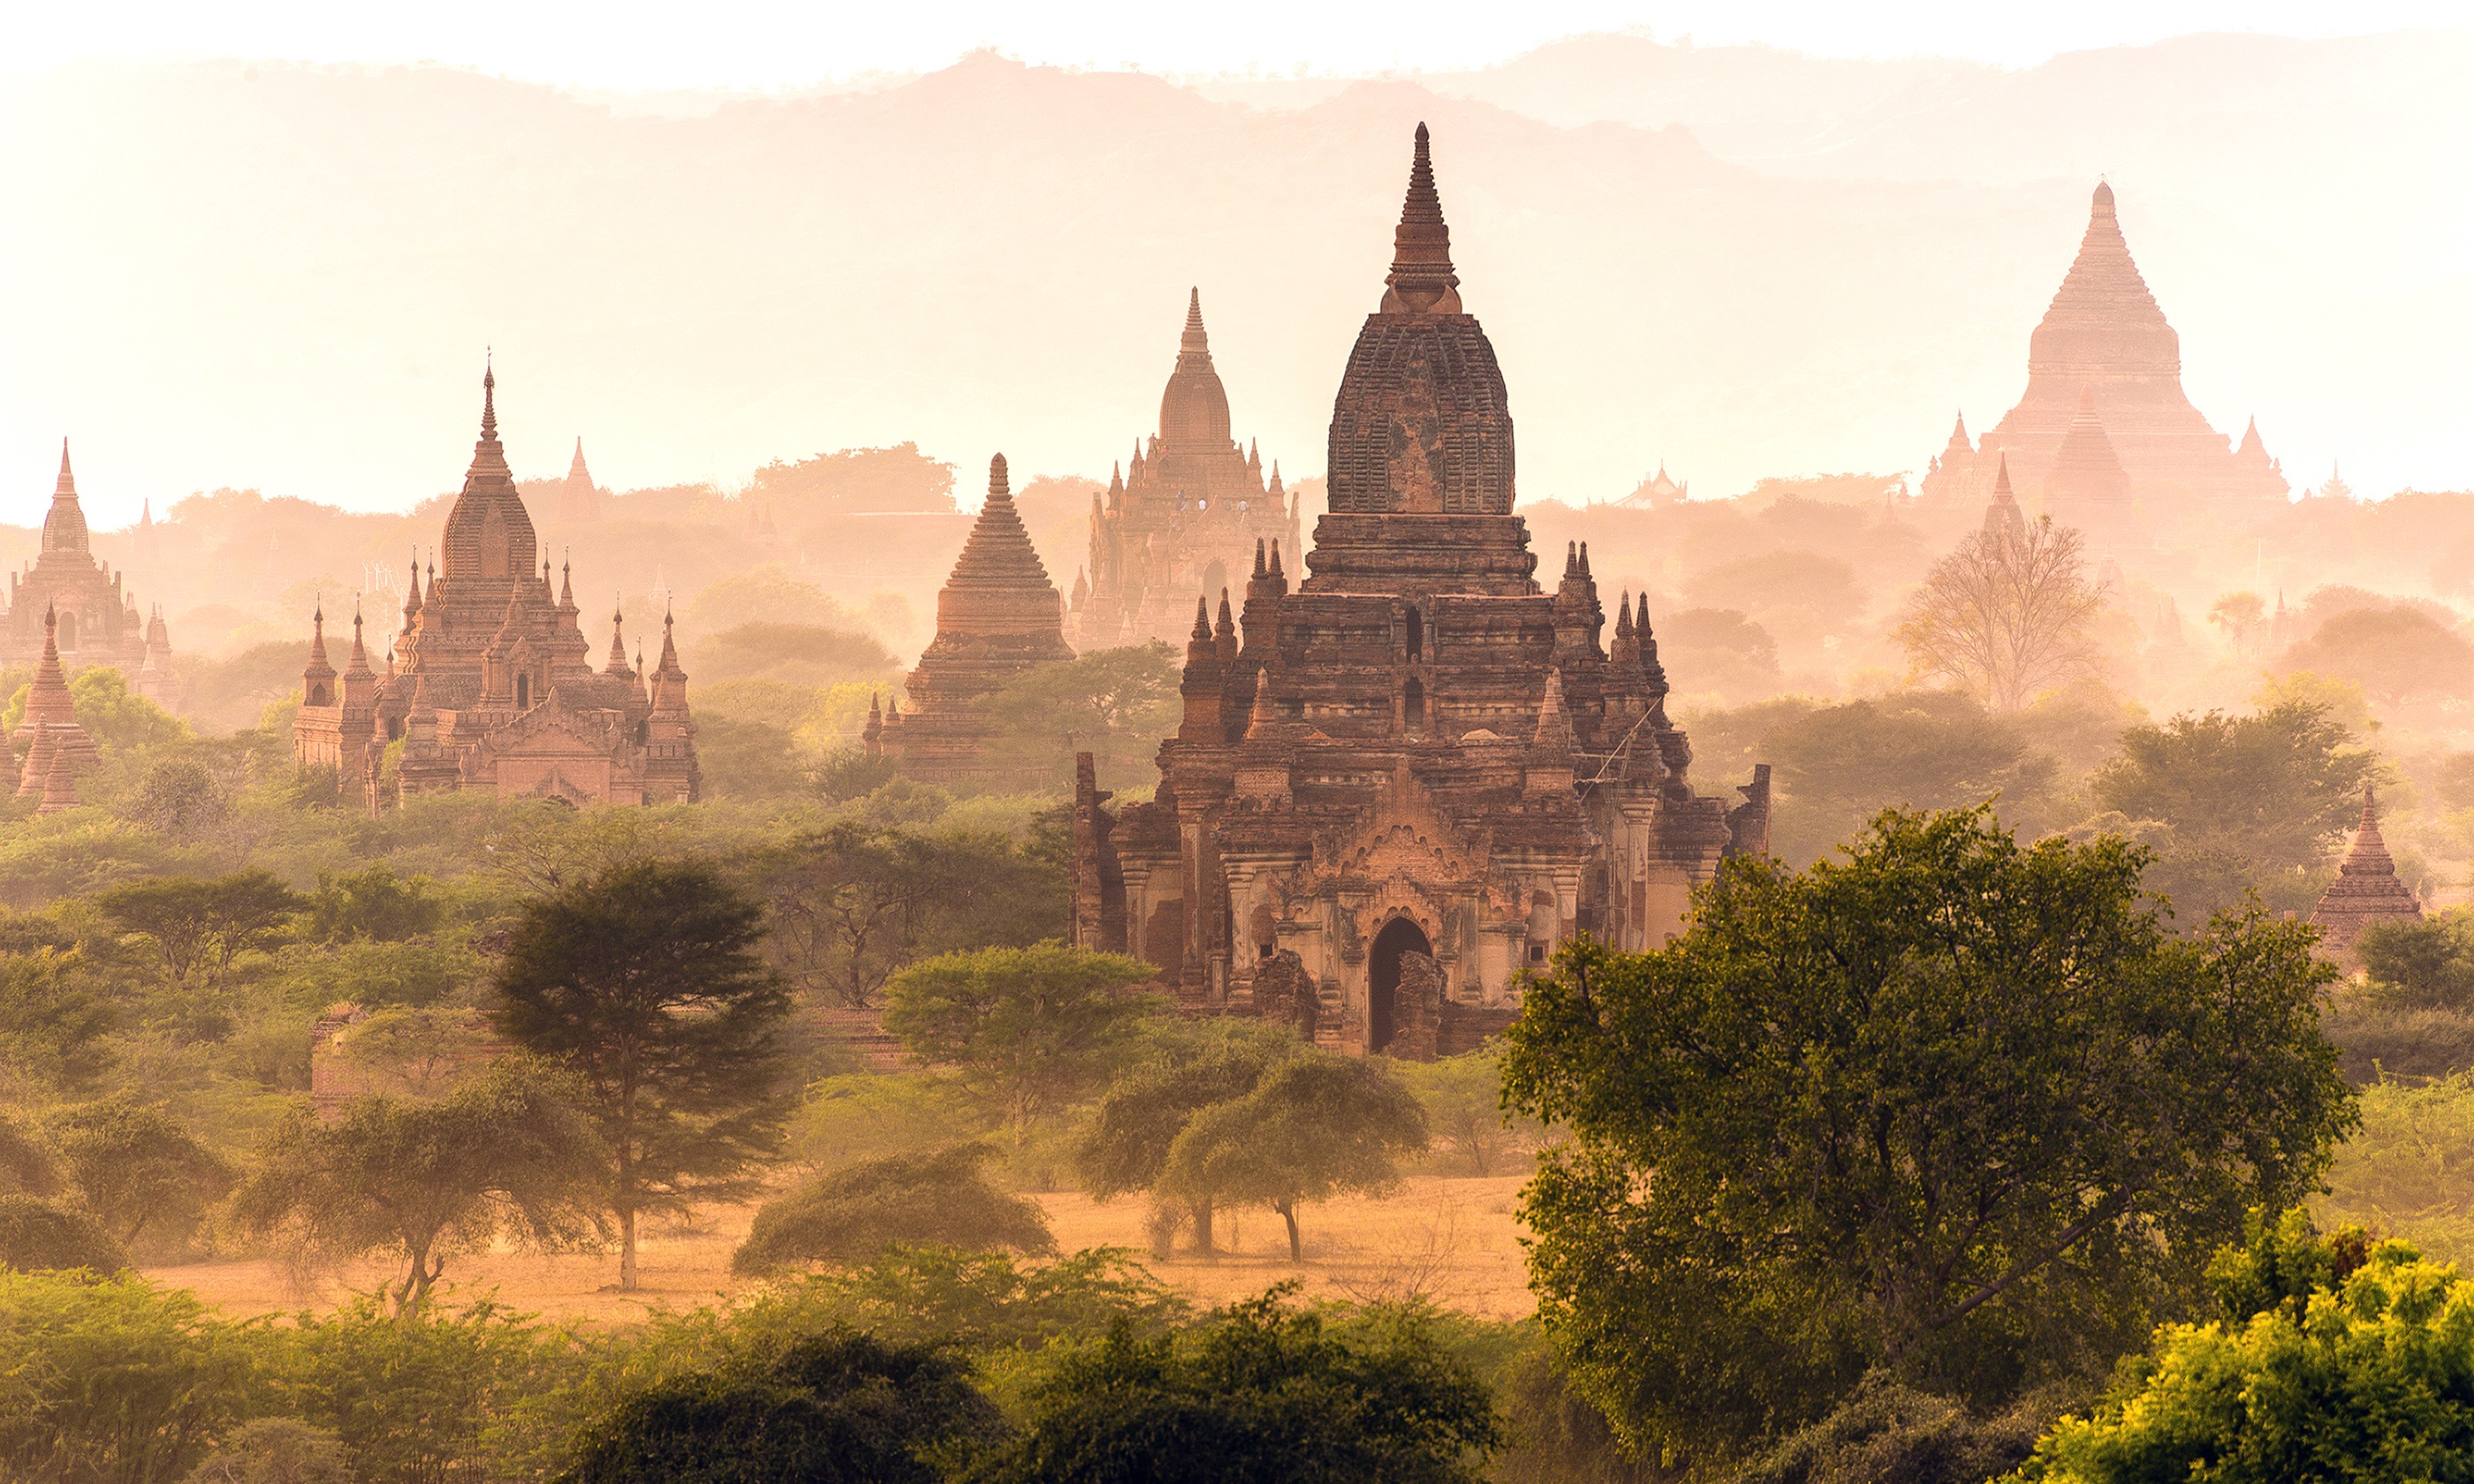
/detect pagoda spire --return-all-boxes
[42,439,90,556]
[1181,287,1208,356]
[603,604,629,675]
[1380,122,1462,315]
[1984,454,2027,546]
[481,354,498,442]
[2310,781,2425,959]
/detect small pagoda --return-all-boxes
[2310,784,2423,965]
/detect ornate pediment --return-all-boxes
[467,688,624,759]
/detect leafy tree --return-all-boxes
[732,1145,1054,1276]
[51,1096,234,1254]
[813,746,898,803]
[1076,1042,1281,1254]
[1161,1054,1430,1261]
[0,1112,60,1197]
[955,1291,1501,1484]
[308,867,443,943]
[2281,604,2474,705]
[1392,1046,1536,1177]
[1655,608,1780,698]
[0,947,115,1094]
[2091,699,2379,918]
[232,1062,608,1315]
[691,621,896,686]
[181,1420,354,1484]
[1730,1374,2051,1484]
[768,1245,1190,1352]
[332,1006,500,1100]
[2206,590,2265,652]
[1763,690,2054,865]
[2354,911,2474,1011]
[0,1268,261,1484]
[0,1193,131,1271]
[558,1329,1000,1484]
[1502,807,2357,1470]
[748,824,1065,1006]
[2316,1073,2474,1261]
[983,644,1181,791]
[127,758,231,841]
[883,944,1159,1147]
[65,667,190,753]
[490,861,794,1291]
[2013,1211,2474,1482]
[98,870,305,983]
[1896,514,2104,710]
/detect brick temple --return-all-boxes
[2311,784,2422,966]
[5,443,178,707]
[1922,183,2290,529]
[1068,290,1301,651]
[1069,125,1771,1060]
[293,366,699,806]
[877,453,1074,784]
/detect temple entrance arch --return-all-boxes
[1367,916,1431,1054]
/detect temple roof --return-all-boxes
[437,361,539,583]
[2311,783,2424,954]
[42,441,88,555]
[945,455,1057,594]
[1984,455,2027,544]
[1381,123,1462,316]
[1158,288,1234,449]
[2029,181,2181,380]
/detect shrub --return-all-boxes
[0,1193,131,1272]
[733,1145,1052,1276]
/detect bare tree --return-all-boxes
[1896,515,2106,711]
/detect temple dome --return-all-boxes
[1325,124,1514,517]
[1158,289,1233,450]
[2028,181,2182,381]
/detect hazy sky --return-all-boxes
[10,0,2467,85]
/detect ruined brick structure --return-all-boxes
[2311,784,2423,965]
[1922,183,2290,530]
[1069,125,1772,1059]
[4,443,174,690]
[1068,291,1302,651]
[293,366,699,807]
[881,454,1074,784]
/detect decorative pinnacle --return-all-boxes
[1181,287,1208,354]
[480,353,498,442]
[1993,453,2014,497]
[56,440,73,495]
[1383,122,1461,314]
[987,453,1010,503]
[1192,596,1212,641]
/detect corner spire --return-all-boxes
[1380,122,1462,315]
[1181,287,1208,354]
[481,354,498,442]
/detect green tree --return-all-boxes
[490,861,794,1291]
[2090,699,2379,918]
[1392,1046,1536,1178]
[1502,807,2357,1470]
[126,758,231,841]
[308,867,444,943]
[2281,604,2474,705]
[883,944,1158,1147]
[51,1096,234,1254]
[0,1268,261,1484]
[1161,1054,1430,1262]
[181,1420,354,1484]
[0,1192,131,1271]
[983,644,1181,791]
[98,870,305,983]
[232,1062,608,1316]
[558,1329,1000,1484]
[732,1145,1054,1276]
[1075,1039,1286,1253]
[2355,910,2474,1010]
[1764,691,2055,865]
[0,947,115,1094]
[2013,1210,2474,1482]
[66,667,190,753]
[956,1291,1501,1484]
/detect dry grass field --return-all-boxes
[146,1173,1538,1325]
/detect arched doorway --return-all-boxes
[1367,917,1431,1054]
[1200,560,1228,606]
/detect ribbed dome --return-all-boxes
[437,364,538,582]
[1158,289,1233,450]
[1326,125,1514,517]
[2029,182,2181,379]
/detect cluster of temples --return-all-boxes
[292,367,699,807]
[1922,182,2290,541]
[1066,126,1771,1056]
[5,445,179,708]
[1067,292,1302,651]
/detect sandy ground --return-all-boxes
[146,1173,1538,1324]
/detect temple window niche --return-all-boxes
[1405,605,1423,659]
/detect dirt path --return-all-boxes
[148,1173,1538,1324]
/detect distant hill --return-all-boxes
[0,33,2465,526]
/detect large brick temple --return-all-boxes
[293,366,699,807]
[877,453,1074,784]
[1068,291,1302,651]
[1922,182,2289,534]
[1069,125,1771,1059]
[5,443,178,708]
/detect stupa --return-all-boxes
[1068,125,1771,1059]
[2311,784,2423,964]
[293,365,698,806]
[4,443,168,679]
[552,438,602,524]
[1069,291,1301,650]
[885,454,1074,784]
[1923,183,2290,524]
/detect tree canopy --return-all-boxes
[1074,1037,1287,1254]
[490,860,793,1291]
[1895,514,2105,711]
[1161,1054,1429,1262]
[983,644,1181,791]
[1502,806,2356,1470]
[732,1145,1054,1276]
[882,944,1158,1147]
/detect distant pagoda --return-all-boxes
[552,438,603,524]
[884,454,1074,784]
[4,443,170,683]
[1068,291,1301,651]
[2311,784,2423,965]
[1922,183,2289,524]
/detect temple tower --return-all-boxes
[554,438,603,524]
[4,443,163,678]
[889,454,1076,784]
[2311,784,2423,965]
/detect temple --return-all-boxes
[292,366,699,806]
[552,438,603,524]
[1921,183,2289,526]
[4,443,173,690]
[2311,784,2423,965]
[1067,291,1301,650]
[880,454,1074,784]
[1068,125,1771,1060]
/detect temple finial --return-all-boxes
[1182,287,1207,353]
[1381,122,1461,314]
[480,352,498,441]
